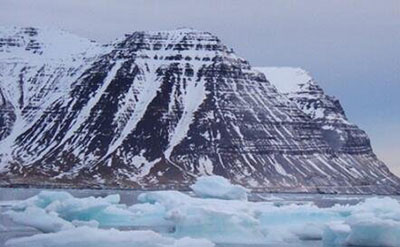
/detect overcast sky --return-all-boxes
[1,0,399,175]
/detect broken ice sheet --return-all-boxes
[3,179,400,246]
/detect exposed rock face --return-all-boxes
[255,67,373,155]
[0,27,399,194]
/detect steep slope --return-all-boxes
[0,27,398,194]
[255,67,373,154]
[0,27,106,163]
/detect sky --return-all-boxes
[1,0,399,175]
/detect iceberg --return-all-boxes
[10,191,135,228]
[190,175,249,200]
[3,188,400,246]
[322,221,351,246]
[346,217,400,247]
[12,191,74,210]
[5,226,215,247]
[322,218,400,247]
[5,206,74,233]
[137,190,267,243]
[322,197,400,247]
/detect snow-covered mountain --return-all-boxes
[0,27,398,194]
[255,67,373,155]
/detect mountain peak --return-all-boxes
[1,26,399,194]
[0,26,100,62]
[121,28,219,48]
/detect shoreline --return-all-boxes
[1,183,398,196]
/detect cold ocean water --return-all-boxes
[0,187,399,247]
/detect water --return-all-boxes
[0,188,397,247]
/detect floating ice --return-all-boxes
[322,197,400,247]
[322,221,351,246]
[135,193,400,245]
[190,175,249,200]
[323,218,400,247]
[3,190,400,246]
[10,191,135,228]
[5,226,215,247]
[346,217,400,247]
[137,190,333,243]
[12,191,74,210]
[137,190,261,242]
[5,206,74,233]
[128,201,172,228]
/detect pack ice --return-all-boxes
[2,177,400,247]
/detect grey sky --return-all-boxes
[1,0,399,175]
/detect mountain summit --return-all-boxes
[0,27,398,194]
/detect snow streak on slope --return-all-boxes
[256,67,374,155]
[164,68,207,160]
[0,27,105,169]
[104,61,163,159]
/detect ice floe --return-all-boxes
[190,175,249,200]
[11,191,137,228]
[5,206,74,233]
[2,179,400,246]
[322,197,400,246]
[5,226,214,247]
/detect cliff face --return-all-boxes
[255,67,373,155]
[0,27,398,194]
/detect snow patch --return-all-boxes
[254,67,313,94]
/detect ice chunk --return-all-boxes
[5,226,215,247]
[5,190,400,246]
[167,205,267,244]
[128,202,171,227]
[138,190,268,243]
[11,191,134,227]
[322,218,400,247]
[322,197,400,247]
[138,190,192,208]
[346,217,400,247]
[322,221,351,246]
[5,206,74,233]
[254,202,343,242]
[103,194,121,204]
[349,197,400,220]
[190,175,249,200]
[12,191,73,210]
[44,196,134,227]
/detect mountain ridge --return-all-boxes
[0,26,399,194]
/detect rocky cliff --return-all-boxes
[0,27,398,194]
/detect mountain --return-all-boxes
[0,27,399,194]
[255,67,374,155]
